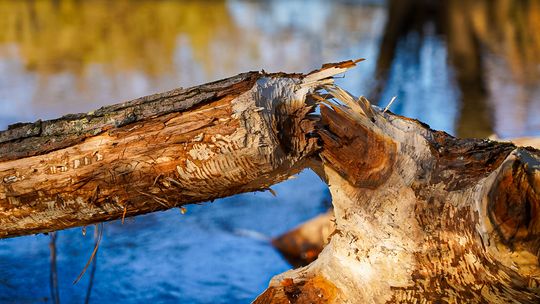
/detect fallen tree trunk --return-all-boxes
[0,63,351,238]
[2,60,540,302]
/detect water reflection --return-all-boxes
[0,0,240,124]
[0,0,385,129]
[0,1,383,303]
[374,0,540,138]
[0,1,236,74]
[0,0,539,303]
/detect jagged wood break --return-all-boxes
[1,60,540,302]
[0,68,329,238]
[255,72,540,303]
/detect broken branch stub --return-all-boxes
[0,62,360,238]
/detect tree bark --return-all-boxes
[0,61,358,238]
[2,60,540,302]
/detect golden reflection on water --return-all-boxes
[466,0,540,80]
[455,0,540,137]
[0,0,538,138]
[0,0,385,128]
[0,0,234,75]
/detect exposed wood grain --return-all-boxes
[258,82,540,303]
[0,60,363,239]
[255,275,339,304]
[319,104,396,189]
[0,72,259,161]
[0,61,360,238]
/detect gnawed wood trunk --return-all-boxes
[272,136,540,268]
[2,60,540,302]
[256,84,540,303]
[0,61,360,238]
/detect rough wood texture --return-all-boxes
[2,60,540,302]
[272,137,540,267]
[255,83,540,303]
[0,62,360,238]
[0,73,255,161]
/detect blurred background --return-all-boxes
[0,0,539,303]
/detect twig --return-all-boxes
[84,225,100,304]
[49,232,60,304]
[267,188,277,197]
[121,206,128,224]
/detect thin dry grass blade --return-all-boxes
[84,227,99,304]
[383,96,397,113]
[74,223,103,285]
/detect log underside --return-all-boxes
[1,60,540,303]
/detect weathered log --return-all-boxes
[2,60,540,302]
[0,61,360,238]
[272,211,335,267]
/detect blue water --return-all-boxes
[1,0,539,302]
[0,171,329,303]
